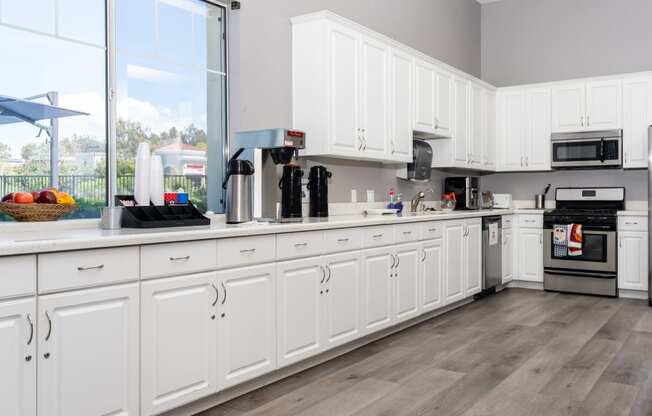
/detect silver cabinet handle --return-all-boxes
[586,115,590,126]
[45,311,52,341]
[391,140,396,155]
[221,282,227,305]
[619,237,623,248]
[403,231,412,235]
[580,116,584,126]
[356,128,363,151]
[539,234,543,245]
[211,283,219,307]
[520,156,524,167]
[294,242,308,248]
[169,256,190,262]
[325,265,332,283]
[625,222,638,225]
[361,129,367,151]
[525,156,529,166]
[320,266,326,284]
[395,254,400,268]
[26,314,34,346]
[428,228,438,232]
[421,251,426,262]
[239,248,256,254]
[77,264,104,271]
[390,254,396,268]
[337,238,349,243]
[372,234,384,239]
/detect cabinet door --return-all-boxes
[394,243,421,323]
[434,68,453,137]
[526,88,551,170]
[623,78,651,168]
[141,273,218,416]
[360,248,394,334]
[468,83,483,166]
[444,221,466,304]
[328,23,360,154]
[0,297,36,416]
[502,228,513,283]
[413,58,436,134]
[499,91,526,170]
[465,220,483,296]
[38,284,139,416]
[453,78,469,165]
[322,252,362,349]
[218,265,276,389]
[421,239,444,312]
[618,231,649,291]
[277,258,324,367]
[518,229,543,282]
[586,79,622,131]
[360,35,389,158]
[389,48,413,162]
[551,83,586,132]
[482,89,497,170]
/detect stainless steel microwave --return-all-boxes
[551,130,622,169]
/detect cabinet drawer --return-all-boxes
[618,216,648,232]
[0,255,36,299]
[395,223,421,243]
[518,214,542,228]
[502,215,514,229]
[276,231,324,260]
[141,240,218,279]
[422,221,443,240]
[323,228,363,254]
[362,225,395,248]
[38,247,139,293]
[217,235,276,269]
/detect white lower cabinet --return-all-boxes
[618,231,649,292]
[277,257,324,367]
[0,297,36,416]
[141,273,218,416]
[394,242,421,323]
[360,247,394,334]
[517,228,544,282]
[217,264,277,389]
[420,239,444,312]
[38,284,139,416]
[443,219,481,303]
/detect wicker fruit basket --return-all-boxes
[0,202,76,222]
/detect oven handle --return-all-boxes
[544,270,616,279]
[544,227,615,233]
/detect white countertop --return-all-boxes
[0,209,514,257]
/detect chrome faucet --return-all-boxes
[410,189,433,213]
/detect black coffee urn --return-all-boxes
[307,165,332,217]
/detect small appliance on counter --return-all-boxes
[223,148,255,224]
[444,177,480,210]
[307,165,331,217]
[492,194,512,209]
[397,140,433,181]
[231,128,306,223]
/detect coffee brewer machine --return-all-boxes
[231,129,306,222]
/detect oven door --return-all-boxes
[551,138,621,168]
[544,229,616,273]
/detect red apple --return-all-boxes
[37,190,58,204]
[14,192,34,204]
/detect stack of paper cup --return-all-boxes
[149,155,165,206]
[134,142,150,205]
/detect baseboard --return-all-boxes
[508,280,648,301]
[507,280,544,290]
[162,297,474,416]
[619,289,648,300]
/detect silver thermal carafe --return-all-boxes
[232,129,306,222]
[223,148,254,224]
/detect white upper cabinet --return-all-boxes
[468,82,483,166]
[623,77,652,168]
[482,89,497,170]
[453,78,470,165]
[551,80,622,132]
[0,297,36,416]
[413,58,437,136]
[434,68,453,137]
[389,48,413,162]
[359,35,390,158]
[38,284,139,416]
[526,88,551,170]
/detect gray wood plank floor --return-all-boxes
[197,289,652,416]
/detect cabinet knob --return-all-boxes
[43,353,50,359]
[25,355,32,362]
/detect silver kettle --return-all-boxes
[222,148,254,224]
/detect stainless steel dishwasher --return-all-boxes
[480,216,502,297]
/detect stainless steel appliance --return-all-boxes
[222,148,254,224]
[648,126,652,306]
[444,177,480,210]
[232,128,306,222]
[551,130,622,169]
[406,140,433,181]
[543,187,624,297]
[482,216,502,296]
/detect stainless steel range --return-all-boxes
[543,187,624,297]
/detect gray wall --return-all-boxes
[482,0,652,87]
[229,0,481,202]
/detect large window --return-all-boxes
[0,0,228,221]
